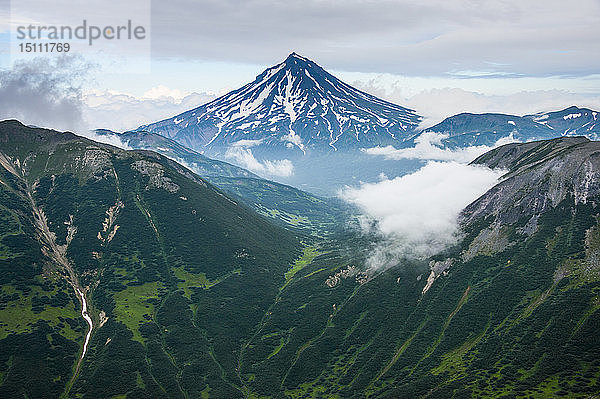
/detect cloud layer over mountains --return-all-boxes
[364,131,518,163]
[342,161,504,270]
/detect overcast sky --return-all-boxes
[148,0,600,77]
[0,0,599,131]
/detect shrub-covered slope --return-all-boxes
[0,120,300,398]
[228,138,600,398]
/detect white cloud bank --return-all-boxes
[351,82,600,130]
[364,131,519,163]
[225,140,294,177]
[82,88,217,132]
[353,123,514,270]
[341,161,504,270]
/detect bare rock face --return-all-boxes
[456,137,600,260]
[131,160,180,193]
[463,137,600,226]
[422,258,453,294]
[71,147,112,179]
[463,223,511,262]
[325,265,369,288]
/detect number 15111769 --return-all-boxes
[18,42,71,52]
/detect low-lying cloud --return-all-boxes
[341,161,504,270]
[225,141,294,177]
[80,132,131,150]
[364,131,519,163]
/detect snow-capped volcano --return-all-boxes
[137,53,421,155]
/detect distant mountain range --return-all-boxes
[412,105,599,148]
[137,53,599,157]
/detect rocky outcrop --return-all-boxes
[463,137,600,227]
[131,160,180,193]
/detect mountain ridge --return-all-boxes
[409,105,600,149]
[95,128,258,179]
[94,127,350,233]
[462,136,600,229]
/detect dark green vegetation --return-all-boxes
[0,121,301,398]
[1,123,600,398]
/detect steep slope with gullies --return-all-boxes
[3,123,600,398]
[0,120,300,398]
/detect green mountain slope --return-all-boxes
[230,138,600,398]
[207,176,350,235]
[0,121,301,398]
